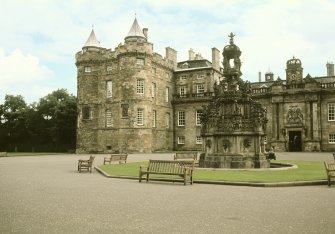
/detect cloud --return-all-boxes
[0,48,54,103]
[0,0,335,103]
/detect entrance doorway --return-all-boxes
[288,131,302,152]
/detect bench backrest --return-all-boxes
[110,154,127,160]
[174,153,197,160]
[325,162,335,170]
[148,160,194,174]
[88,155,95,164]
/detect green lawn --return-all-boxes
[98,160,326,183]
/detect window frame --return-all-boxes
[136,58,145,65]
[137,79,144,94]
[329,134,335,143]
[196,110,202,126]
[196,136,203,144]
[152,110,156,128]
[84,66,91,73]
[328,103,335,121]
[178,136,185,145]
[106,80,112,98]
[137,108,144,126]
[106,110,112,128]
[165,87,169,102]
[180,86,186,97]
[82,106,91,120]
[178,111,185,126]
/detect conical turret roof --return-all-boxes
[83,29,100,48]
[125,18,146,41]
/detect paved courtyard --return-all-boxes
[0,152,335,234]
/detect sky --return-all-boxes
[1,0,335,104]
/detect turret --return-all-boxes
[125,18,147,43]
[82,29,101,52]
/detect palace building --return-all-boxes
[75,18,335,153]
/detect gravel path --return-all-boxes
[0,152,334,234]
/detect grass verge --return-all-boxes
[98,160,326,183]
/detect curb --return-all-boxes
[95,166,328,187]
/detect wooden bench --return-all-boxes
[78,155,95,173]
[103,154,128,165]
[139,160,194,185]
[174,153,197,161]
[0,152,8,157]
[324,161,335,187]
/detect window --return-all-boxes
[151,83,156,98]
[197,74,205,79]
[121,104,129,118]
[107,65,113,72]
[329,103,335,121]
[178,111,185,126]
[137,79,144,94]
[180,75,186,80]
[137,109,144,125]
[196,136,203,144]
[106,81,112,98]
[84,66,91,73]
[166,113,170,129]
[152,110,156,128]
[136,58,145,65]
[329,134,335,143]
[82,106,90,120]
[178,136,185,144]
[165,87,169,102]
[197,84,205,94]
[106,110,112,127]
[180,86,186,97]
[196,110,202,126]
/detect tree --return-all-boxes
[0,95,28,151]
[37,89,77,151]
[0,90,77,152]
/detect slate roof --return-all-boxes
[83,29,100,48]
[125,18,146,39]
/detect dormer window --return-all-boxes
[180,75,186,80]
[181,62,189,69]
[84,66,91,73]
[197,74,205,79]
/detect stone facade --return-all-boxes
[76,18,335,153]
[251,59,335,152]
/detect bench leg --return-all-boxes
[328,176,331,187]
[139,171,142,183]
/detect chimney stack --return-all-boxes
[258,71,261,82]
[326,62,334,76]
[212,47,220,71]
[166,47,177,69]
[188,48,195,60]
[142,28,148,39]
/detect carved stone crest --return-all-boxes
[286,106,303,125]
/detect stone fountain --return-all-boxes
[199,33,270,169]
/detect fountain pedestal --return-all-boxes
[200,33,269,169]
